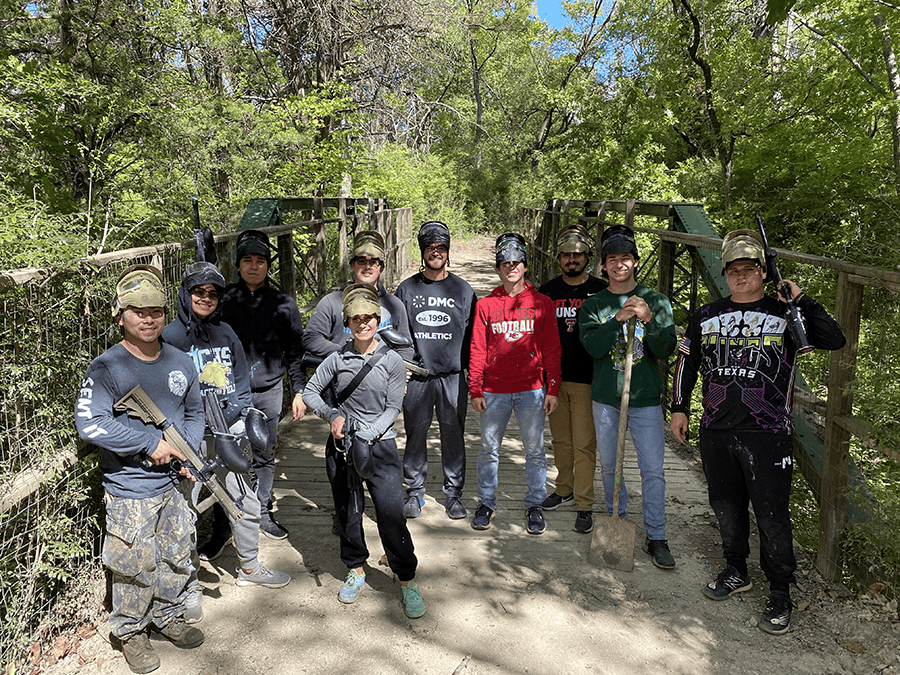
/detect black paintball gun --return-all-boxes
[755,213,814,354]
[377,327,429,377]
[192,198,217,264]
[114,385,244,521]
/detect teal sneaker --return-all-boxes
[402,580,426,619]
[338,569,366,604]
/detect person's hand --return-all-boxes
[331,416,346,439]
[614,296,653,324]
[471,397,486,413]
[544,395,559,415]
[670,412,689,442]
[292,392,306,421]
[776,279,803,304]
[148,439,194,481]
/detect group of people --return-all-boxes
[75,217,845,673]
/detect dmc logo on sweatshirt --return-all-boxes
[416,310,451,327]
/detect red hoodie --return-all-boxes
[468,282,562,399]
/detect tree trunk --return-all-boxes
[875,13,900,198]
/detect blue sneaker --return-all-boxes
[403,495,425,518]
[338,569,366,604]
[402,581,426,618]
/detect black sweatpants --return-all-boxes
[325,435,418,582]
[401,372,468,499]
[700,429,796,594]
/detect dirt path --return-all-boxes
[37,235,899,675]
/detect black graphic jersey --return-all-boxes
[671,293,845,433]
[538,274,607,384]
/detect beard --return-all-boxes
[563,265,586,278]
[424,256,447,272]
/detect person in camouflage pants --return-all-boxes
[75,265,206,674]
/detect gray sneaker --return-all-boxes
[182,587,203,624]
[236,564,291,589]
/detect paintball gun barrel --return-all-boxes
[755,213,814,354]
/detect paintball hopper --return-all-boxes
[495,232,528,267]
[244,407,269,452]
[378,326,414,350]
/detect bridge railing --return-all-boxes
[0,197,411,670]
[523,198,900,587]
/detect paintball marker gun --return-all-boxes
[192,198,217,264]
[755,213,814,354]
[377,327,429,377]
[114,385,243,521]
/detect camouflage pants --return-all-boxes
[102,485,196,640]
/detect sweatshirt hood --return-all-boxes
[174,262,227,342]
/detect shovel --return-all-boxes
[589,317,637,572]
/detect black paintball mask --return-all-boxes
[417,221,451,253]
[495,232,528,268]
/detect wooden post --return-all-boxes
[592,201,607,277]
[314,196,326,296]
[277,232,296,298]
[338,198,349,285]
[816,272,863,582]
[216,240,234,283]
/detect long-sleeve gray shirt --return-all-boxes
[303,341,406,441]
[302,282,414,362]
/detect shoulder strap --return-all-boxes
[335,351,386,406]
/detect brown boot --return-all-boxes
[118,631,160,674]
[151,618,204,649]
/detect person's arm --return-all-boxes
[386,296,416,361]
[460,286,477,373]
[786,285,847,351]
[301,295,342,357]
[279,295,308,420]
[578,299,621,359]
[670,313,702,434]
[75,362,164,457]
[302,354,342,424]
[641,292,678,359]
[467,301,488,406]
[539,295,562,398]
[224,327,254,426]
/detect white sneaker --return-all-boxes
[236,564,291,589]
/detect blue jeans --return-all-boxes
[477,389,548,510]
[593,402,667,540]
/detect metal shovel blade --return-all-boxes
[589,515,636,572]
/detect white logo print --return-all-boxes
[168,370,188,397]
[416,310,451,327]
[413,295,426,309]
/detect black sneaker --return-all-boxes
[541,492,574,510]
[703,565,752,600]
[525,506,545,535]
[445,497,468,520]
[471,504,493,530]
[573,510,593,533]
[644,538,676,569]
[198,535,230,562]
[760,593,793,635]
[260,516,289,540]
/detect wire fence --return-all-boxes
[0,202,412,672]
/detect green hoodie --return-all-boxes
[578,284,677,408]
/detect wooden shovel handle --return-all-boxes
[612,318,636,515]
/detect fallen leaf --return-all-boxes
[840,641,865,655]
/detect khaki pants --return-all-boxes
[547,382,596,511]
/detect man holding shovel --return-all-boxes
[579,225,678,569]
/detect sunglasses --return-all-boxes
[191,287,219,300]
[352,257,383,268]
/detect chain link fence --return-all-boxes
[0,201,413,672]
